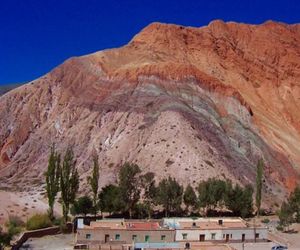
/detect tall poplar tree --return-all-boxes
[45,144,60,220]
[256,158,264,217]
[60,146,79,223]
[88,154,100,216]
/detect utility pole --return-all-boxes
[254,217,256,243]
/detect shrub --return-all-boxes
[5,215,24,238]
[26,214,52,230]
[261,218,270,224]
[0,226,11,247]
[53,217,63,226]
[276,225,284,231]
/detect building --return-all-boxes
[75,217,268,249]
[163,217,268,243]
[75,219,175,249]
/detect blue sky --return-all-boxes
[0,0,299,84]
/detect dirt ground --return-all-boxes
[19,234,74,250]
[247,216,300,250]
[269,223,300,250]
[0,190,61,226]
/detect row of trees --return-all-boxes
[45,145,79,224]
[71,165,255,218]
[45,146,265,223]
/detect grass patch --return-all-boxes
[26,213,52,230]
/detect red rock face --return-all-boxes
[0,20,299,206]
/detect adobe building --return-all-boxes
[75,219,175,249]
[75,217,268,249]
[163,217,268,244]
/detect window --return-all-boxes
[145,235,150,242]
[86,234,91,239]
[182,233,188,240]
[192,222,196,227]
[161,235,166,241]
[211,233,216,240]
[223,234,225,238]
[242,234,245,242]
[230,234,232,238]
[132,235,137,241]
[115,234,120,240]
[255,233,259,239]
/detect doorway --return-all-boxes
[242,234,245,242]
[225,234,229,242]
[199,234,205,242]
[105,234,110,243]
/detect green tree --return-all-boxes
[133,202,148,219]
[288,186,300,223]
[140,172,156,218]
[197,180,210,214]
[87,154,100,216]
[118,163,141,218]
[45,144,61,220]
[98,184,124,215]
[156,177,183,217]
[71,196,94,216]
[183,184,197,213]
[278,201,294,231]
[197,178,226,214]
[256,158,264,217]
[60,146,79,223]
[225,184,254,218]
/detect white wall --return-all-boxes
[175,229,223,241]
[175,228,268,242]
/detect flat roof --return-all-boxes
[79,218,267,231]
[126,222,160,230]
[86,220,170,231]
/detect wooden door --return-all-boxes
[105,234,109,243]
[199,234,205,242]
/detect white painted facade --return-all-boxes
[163,217,268,243]
[175,227,267,242]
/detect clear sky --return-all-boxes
[0,0,299,84]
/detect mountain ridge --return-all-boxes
[0,20,300,208]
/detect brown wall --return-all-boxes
[76,228,175,244]
[11,223,73,250]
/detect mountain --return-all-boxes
[1,20,300,208]
[0,83,22,96]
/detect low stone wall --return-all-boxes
[11,223,73,250]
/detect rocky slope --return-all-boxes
[1,20,300,208]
